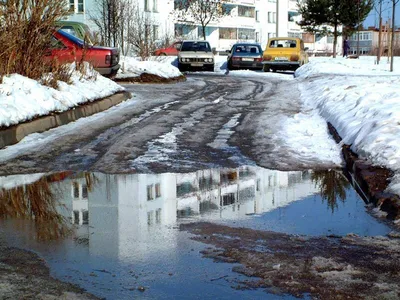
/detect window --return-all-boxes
[288,11,299,22]
[155,183,161,198]
[238,28,255,40]
[153,25,159,40]
[238,5,255,18]
[147,184,154,200]
[268,12,276,23]
[219,27,237,39]
[153,0,158,12]
[77,0,84,13]
[256,32,259,43]
[144,0,150,11]
[69,0,75,12]
[256,10,259,22]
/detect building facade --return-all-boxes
[66,0,338,53]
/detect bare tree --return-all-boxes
[173,0,228,40]
[126,8,160,59]
[90,0,125,49]
[0,0,69,81]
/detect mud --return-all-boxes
[181,222,400,299]
[115,73,186,84]
[328,122,400,221]
[0,244,98,299]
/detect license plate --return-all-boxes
[242,58,254,61]
[275,57,288,61]
[191,63,203,67]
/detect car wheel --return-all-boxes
[178,63,185,72]
[272,68,277,73]
[263,65,270,72]
[160,53,167,56]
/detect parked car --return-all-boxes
[227,43,263,70]
[262,37,308,72]
[55,20,95,44]
[178,40,214,72]
[153,41,182,56]
[46,30,120,77]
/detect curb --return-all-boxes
[328,122,400,221]
[0,91,132,149]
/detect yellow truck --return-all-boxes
[262,37,309,72]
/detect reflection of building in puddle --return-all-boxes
[176,167,318,219]
[0,168,319,258]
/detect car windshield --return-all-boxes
[269,39,297,48]
[181,41,211,52]
[233,44,262,54]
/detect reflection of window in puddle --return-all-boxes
[220,171,237,184]
[73,182,79,198]
[147,210,154,225]
[147,184,154,201]
[239,186,255,201]
[256,179,261,191]
[177,207,193,218]
[221,193,236,206]
[155,183,161,198]
[73,210,89,225]
[177,182,196,197]
[82,185,88,199]
[239,167,254,179]
[199,176,214,190]
[156,208,162,223]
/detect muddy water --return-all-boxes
[0,167,393,299]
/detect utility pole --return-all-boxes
[377,0,383,64]
[390,0,396,71]
[357,0,360,57]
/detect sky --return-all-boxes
[1,54,400,210]
[364,1,400,28]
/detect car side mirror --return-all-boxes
[212,47,217,55]
[304,47,309,51]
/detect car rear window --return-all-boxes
[269,39,297,48]
[234,45,262,54]
[181,41,211,52]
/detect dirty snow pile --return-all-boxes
[117,56,182,79]
[0,63,124,127]
[296,56,400,195]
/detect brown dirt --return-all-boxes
[181,222,400,299]
[0,244,99,299]
[115,73,186,84]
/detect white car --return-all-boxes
[178,40,214,72]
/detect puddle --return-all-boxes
[0,167,394,299]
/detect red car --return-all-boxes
[47,30,120,77]
[153,41,182,56]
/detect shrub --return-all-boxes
[0,0,69,84]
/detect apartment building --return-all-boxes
[348,26,400,56]
[66,0,338,53]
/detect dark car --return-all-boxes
[47,30,120,78]
[227,43,263,70]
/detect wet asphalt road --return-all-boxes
[0,73,337,174]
